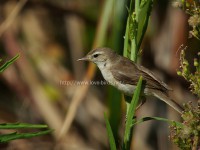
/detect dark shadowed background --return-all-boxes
[0,0,199,150]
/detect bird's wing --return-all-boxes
[110,60,139,85]
[137,65,172,91]
[110,57,171,92]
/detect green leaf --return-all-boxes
[0,123,49,129]
[104,113,117,150]
[137,0,153,49]
[0,54,20,73]
[123,76,143,150]
[123,17,130,58]
[0,130,53,143]
[133,116,183,128]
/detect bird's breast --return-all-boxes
[100,68,136,96]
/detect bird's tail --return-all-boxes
[153,91,183,114]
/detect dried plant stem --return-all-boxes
[0,0,27,37]
[65,15,85,80]
[58,0,115,140]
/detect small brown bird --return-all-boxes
[78,47,183,113]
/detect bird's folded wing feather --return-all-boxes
[110,57,172,93]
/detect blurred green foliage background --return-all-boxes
[0,0,199,149]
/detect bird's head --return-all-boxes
[78,47,117,68]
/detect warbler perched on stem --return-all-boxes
[78,47,183,114]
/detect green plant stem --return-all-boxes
[104,113,117,150]
[123,1,153,149]
[135,0,140,22]
[123,76,143,150]
[130,38,137,62]
[123,17,129,58]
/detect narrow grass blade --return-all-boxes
[133,116,183,128]
[0,54,20,73]
[123,76,143,149]
[123,17,130,58]
[0,123,49,129]
[137,0,153,48]
[104,113,117,150]
[0,130,53,143]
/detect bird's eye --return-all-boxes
[93,54,99,58]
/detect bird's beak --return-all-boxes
[77,56,90,61]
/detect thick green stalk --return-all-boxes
[123,1,153,149]
[123,77,143,150]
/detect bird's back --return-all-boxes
[110,56,171,95]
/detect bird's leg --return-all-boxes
[125,115,136,124]
[136,96,146,111]
[124,96,146,124]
